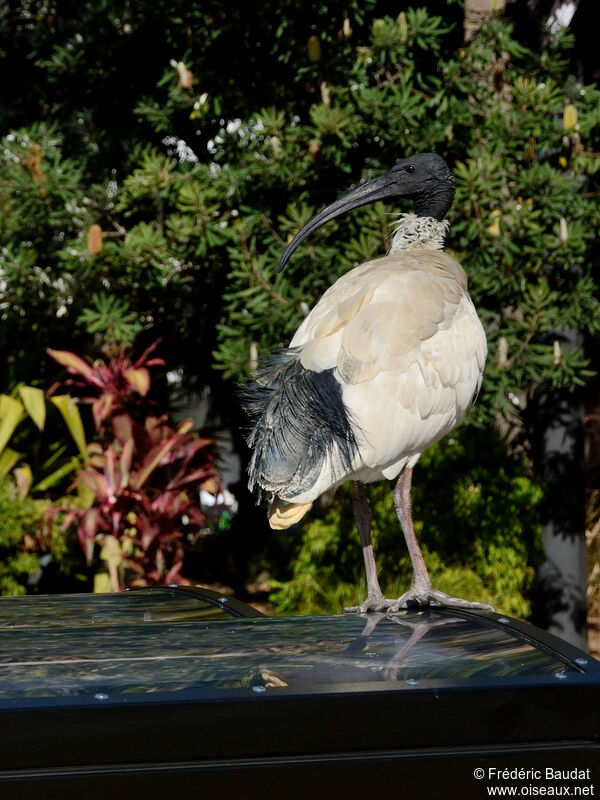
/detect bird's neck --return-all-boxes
[389,213,449,253]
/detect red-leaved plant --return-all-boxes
[45,342,219,590]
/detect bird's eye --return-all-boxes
[404,164,416,173]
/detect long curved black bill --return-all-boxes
[277,170,400,273]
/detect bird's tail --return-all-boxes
[268,498,312,530]
[242,348,359,502]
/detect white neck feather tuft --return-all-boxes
[389,213,449,253]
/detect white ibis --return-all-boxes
[245,153,490,613]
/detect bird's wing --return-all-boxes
[292,251,470,384]
[334,254,486,474]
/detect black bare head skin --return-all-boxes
[278,152,454,272]
[384,153,454,219]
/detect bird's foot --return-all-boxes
[384,583,494,614]
[344,584,494,615]
[343,591,388,614]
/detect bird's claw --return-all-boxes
[343,592,388,614]
[384,585,494,614]
[344,586,493,615]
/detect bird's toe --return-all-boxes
[426,589,494,611]
[343,592,387,614]
[384,585,494,614]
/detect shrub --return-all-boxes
[0,479,41,595]
[45,344,220,590]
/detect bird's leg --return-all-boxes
[386,468,494,613]
[343,482,387,613]
[393,468,431,589]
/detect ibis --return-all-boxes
[245,152,490,613]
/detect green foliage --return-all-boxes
[0,383,87,495]
[78,293,143,351]
[2,7,597,398]
[213,17,600,399]
[0,479,40,595]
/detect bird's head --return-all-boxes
[278,152,454,272]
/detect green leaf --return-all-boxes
[33,456,81,493]
[0,448,22,478]
[77,293,142,350]
[0,395,25,455]
[93,573,113,594]
[18,386,46,430]
[50,396,87,458]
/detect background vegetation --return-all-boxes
[0,2,598,622]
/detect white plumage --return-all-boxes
[288,238,486,499]
[246,154,491,612]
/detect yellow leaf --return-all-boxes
[563,104,577,131]
[18,386,46,430]
[398,11,407,43]
[174,60,193,89]
[99,535,121,592]
[202,477,219,494]
[0,395,25,455]
[307,35,321,62]
[0,448,22,478]
[93,573,113,593]
[92,393,114,427]
[50,395,87,458]
[558,217,568,244]
[487,209,502,238]
[14,465,33,499]
[497,336,509,368]
[124,367,150,396]
[99,535,123,567]
[47,349,95,381]
[553,339,563,367]
[76,480,96,507]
